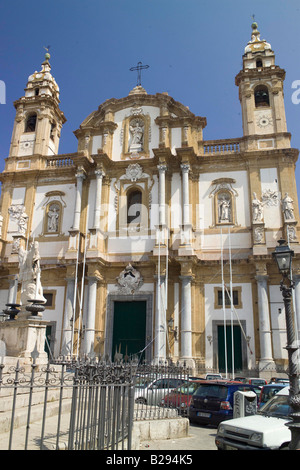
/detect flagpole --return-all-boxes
[229,226,235,379]
[221,228,228,378]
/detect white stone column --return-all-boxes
[180,163,192,249]
[179,275,195,368]
[154,274,166,362]
[181,163,190,226]
[61,278,75,356]
[157,163,167,227]
[72,170,85,231]
[256,274,275,370]
[93,169,104,229]
[83,277,98,356]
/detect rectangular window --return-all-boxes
[43,290,56,310]
[214,286,242,309]
[217,290,239,306]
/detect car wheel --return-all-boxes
[136,397,147,405]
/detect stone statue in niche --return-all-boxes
[128,118,144,152]
[254,226,264,244]
[47,203,60,232]
[218,193,231,223]
[287,225,297,242]
[116,264,143,295]
[282,192,295,221]
[252,193,263,222]
[18,241,46,305]
[8,204,28,235]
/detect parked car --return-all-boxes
[269,377,289,385]
[188,380,258,426]
[205,373,223,380]
[160,380,204,415]
[234,377,246,383]
[245,378,268,387]
[215,386,291,450]
[258,383,287,409]
[134,376,187,406]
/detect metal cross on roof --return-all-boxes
[129,61,149,87]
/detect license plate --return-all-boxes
[225,445,237,450]
[197,412,211,418]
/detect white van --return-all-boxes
[215,386,291,450]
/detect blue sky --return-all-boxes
[1,0,300,192]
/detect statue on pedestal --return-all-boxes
[18,241,46,306]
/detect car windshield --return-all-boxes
[258,394,292,418]
[135,377,152,389]
[194,384,228,399]
[177,382,201,394]
[250,380,266,386]
[260,387,283,403]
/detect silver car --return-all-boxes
[134,376,187,406]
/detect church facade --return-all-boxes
[0,23,299,375]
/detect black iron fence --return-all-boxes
[0,356,191,451]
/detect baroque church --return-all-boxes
[0,22,299,375]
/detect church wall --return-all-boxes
[269,285,288,362]
[171,128,182,155]
[201,232,252,252]
[260,167,282,229]
[198,170,251,231]
[87,178,96,229]
[31,184,76,238]
[107,236,155,255]
[149,176,159,230]
[107,178,117,232]
[170,172,182,230]
[42,285,65,357]
[47,137,56,156]
[92,135,103,154]
[18,134,36,157]
[0,289,9,314]
[39,240,69,258]
[7,186,26,241]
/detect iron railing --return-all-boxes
[0,355,192,451]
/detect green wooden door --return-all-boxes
[218,325,242,373]
[112,301,147,360]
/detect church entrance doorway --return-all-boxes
[217,324,243,374]
[112,301,147,361]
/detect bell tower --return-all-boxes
[9,51,66,158]
[235,22,290,149]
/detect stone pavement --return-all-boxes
[139,424,217,451]
[0,416,217,451]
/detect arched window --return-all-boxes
[127,189,142,225]
[25,113,37,132]
[254,85,269,107]
[256,59,263,68]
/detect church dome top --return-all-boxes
[244,22,272,54]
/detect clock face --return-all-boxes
[257,115,272,128]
